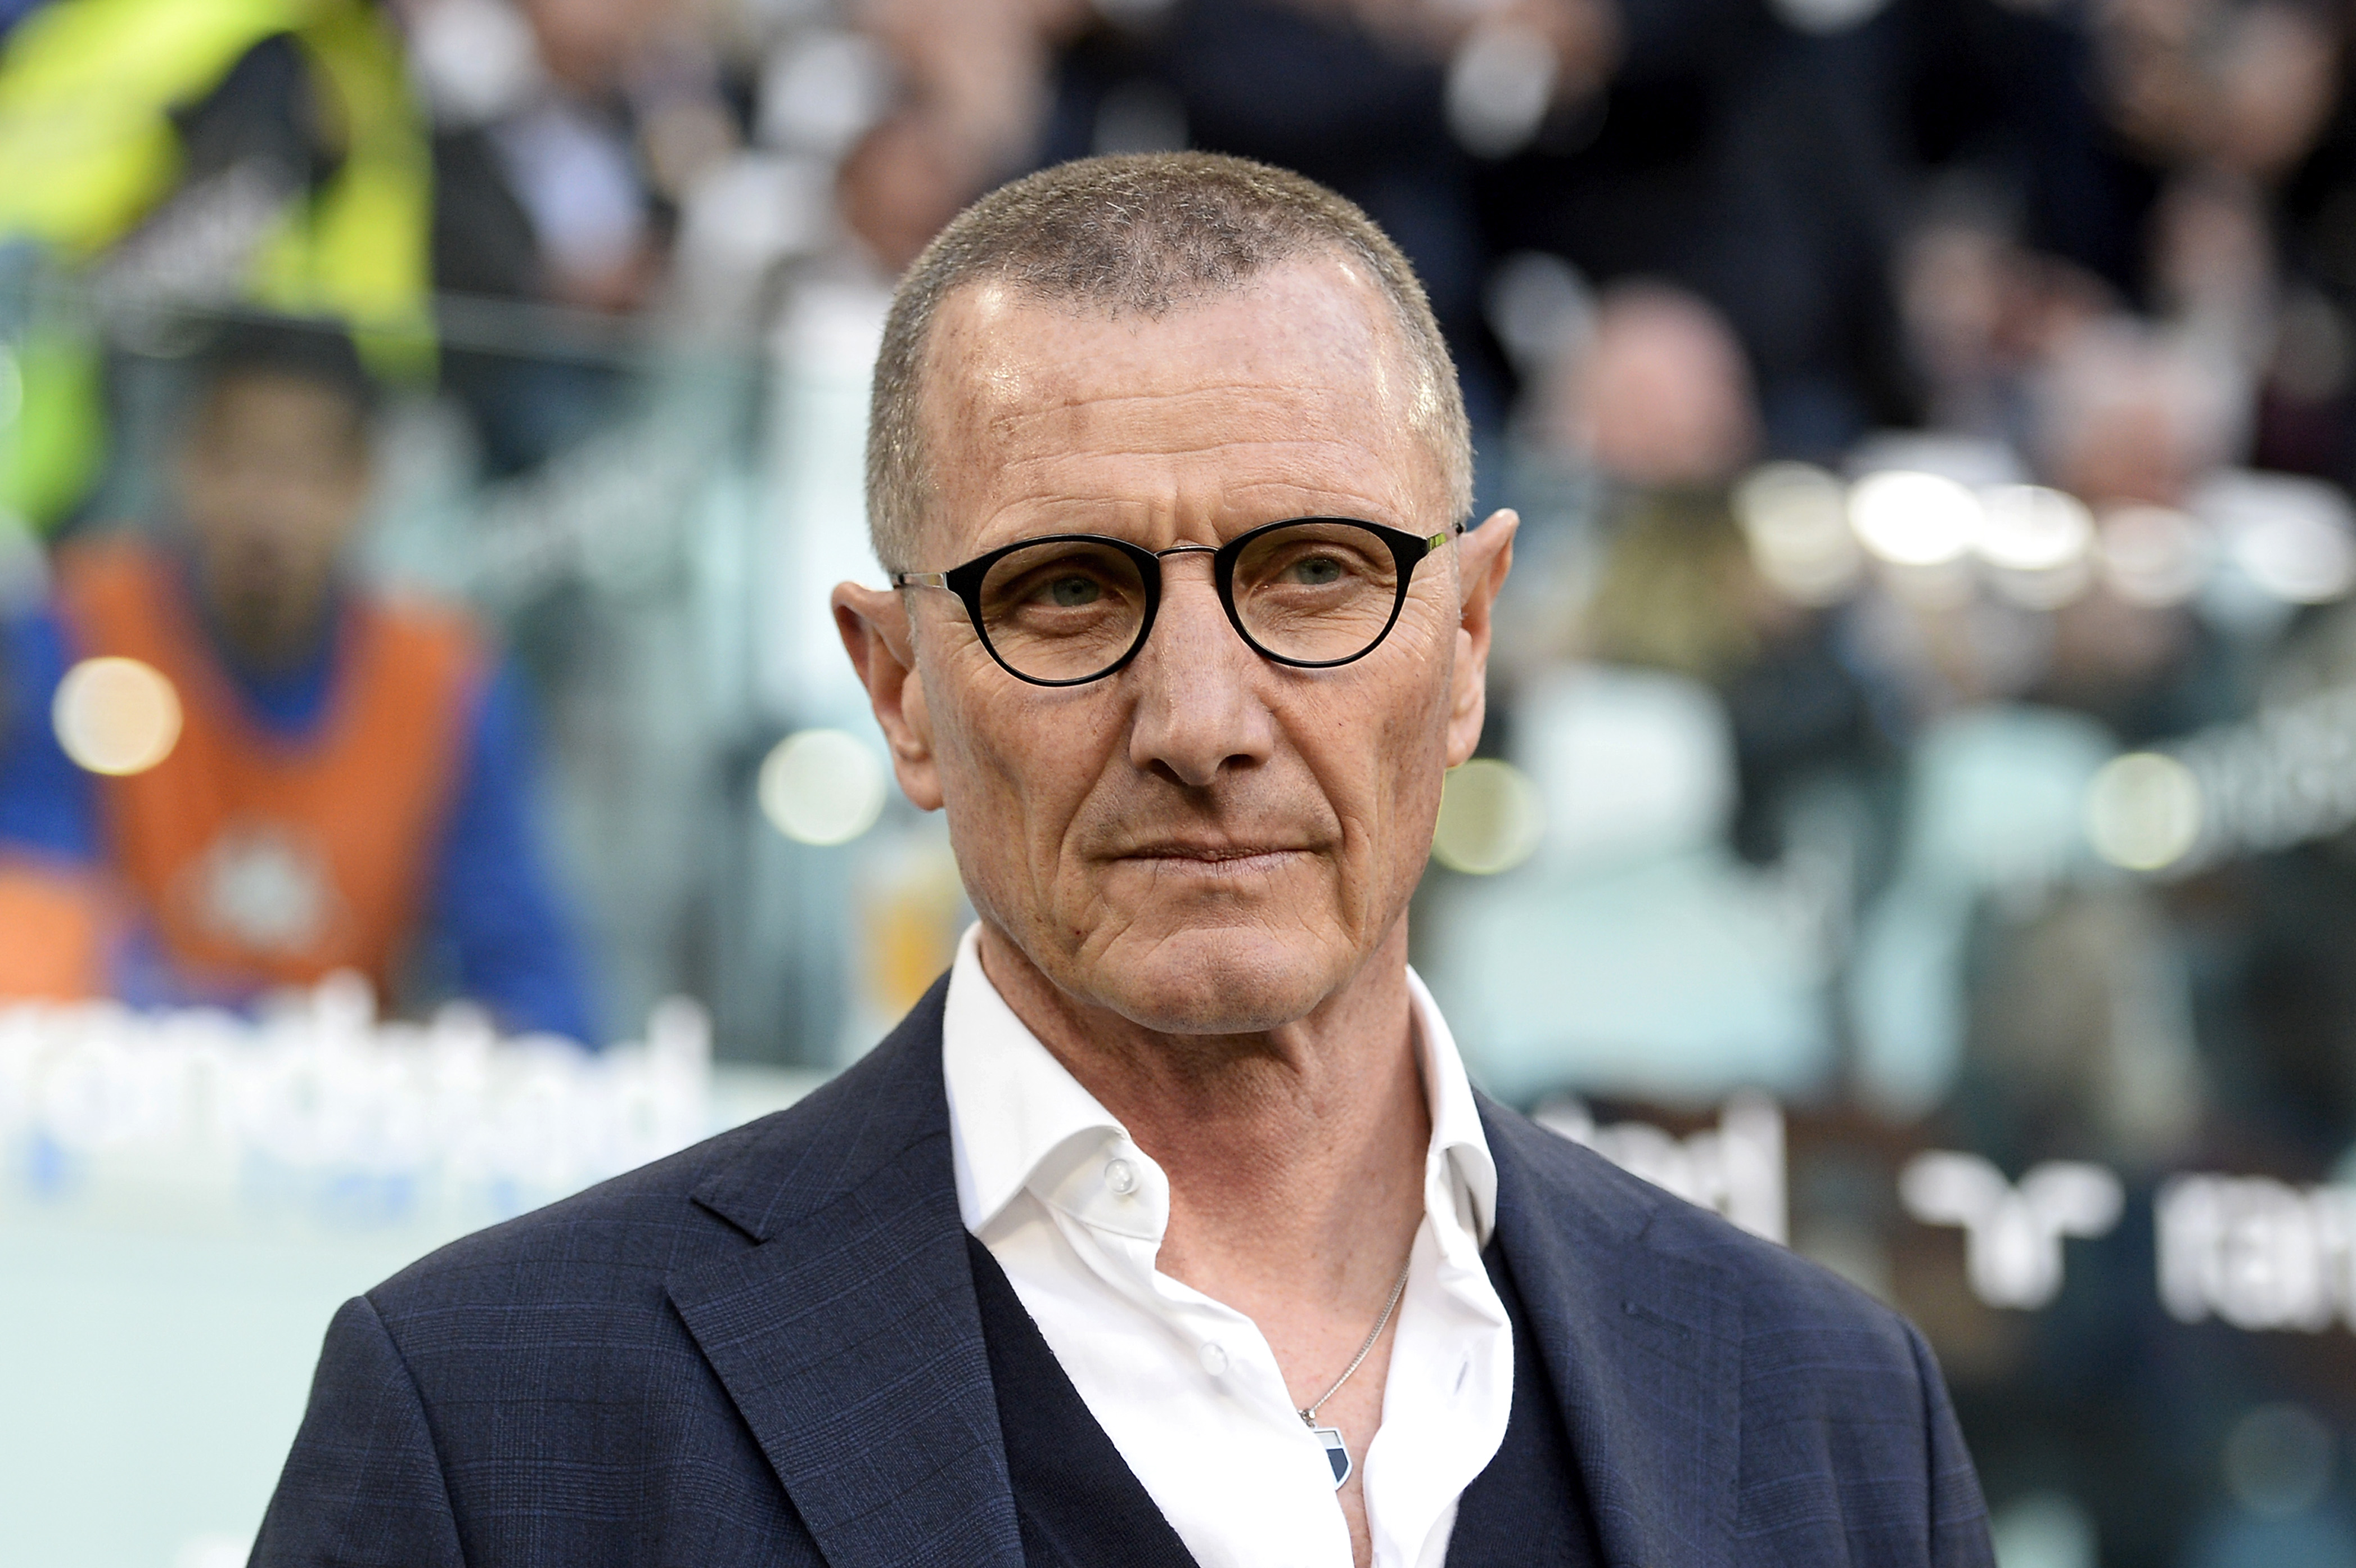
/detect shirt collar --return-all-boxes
[942,922,1127,1234]
[940,923,1495,1246]
[1409,963,1498,1245]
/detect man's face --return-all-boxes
[839,256,1511,1035]
[175,374,370,665]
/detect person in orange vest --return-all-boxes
[0,317,594,1040]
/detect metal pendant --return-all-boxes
[1311,1425,1351,1488]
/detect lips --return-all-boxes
[1116,839,1313,861]
[1109,843,1316,878]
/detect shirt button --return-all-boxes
[1198,1341,1228,1377]
[1105,1157,1138,1196]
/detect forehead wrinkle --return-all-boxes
[977,379,1425,492]
[989,425,1412,476]
[941,259,1408,412]
[986,367,1397,440]
[919,263,1445,551]
[981,436,1419,523]
[953,381,1420,506]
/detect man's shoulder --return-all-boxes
[369,1116,760,1312]
[365,1015,945,1335]
[1483,1099,1929,1363]
[1489,1101,1989,1552]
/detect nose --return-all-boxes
[1125,555,1274,789]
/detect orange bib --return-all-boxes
[54,539,483,1001]
[0,855,115,1000]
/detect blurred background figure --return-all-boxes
[412,0,757,470]
[1547,277,1762,492]
[0,318,591,1039]
[0,0,432,530]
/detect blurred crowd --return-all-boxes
[15,0,2356,1562]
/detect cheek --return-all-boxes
[176,465,236,528]
[1372,649,1458,867]
[299,484,364,552]
[321,473,370,531]
[1370,610,1458,782]
[1304,654,1454,897]
[928,665,1111,894]
[1375,709,1447,863]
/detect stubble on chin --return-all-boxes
[1035,844,1418,1036]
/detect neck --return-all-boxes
[975,922,1431,1313]
[208,589,336,679]
[218,614,324,675]
[177,548,336,678]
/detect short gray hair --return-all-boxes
[864,152,1473,571]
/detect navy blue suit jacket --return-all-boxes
[253,979,1995,1566]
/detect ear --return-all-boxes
[832,582,943,811]
[1444,510,1517,769]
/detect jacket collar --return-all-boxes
[1480,1096,1741,1568]
[667,979,1739,1568]
[666,977,1026,1568]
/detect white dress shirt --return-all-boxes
[942,925,1514,1568]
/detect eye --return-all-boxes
[1285,554,1346,587]
[1046,573,1103,607]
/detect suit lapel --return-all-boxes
[1482,1101,1741,1568]
[664,986,1742,1568]
[668,981,1025,1568]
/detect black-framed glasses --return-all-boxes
[891,517,1459,687]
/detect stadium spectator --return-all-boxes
[0,319,594,1040]
[415,0,749,471]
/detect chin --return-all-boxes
[1083,923,1349,1035]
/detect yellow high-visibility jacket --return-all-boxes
[0,0,432,523]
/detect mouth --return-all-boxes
[1114,843,1313,874]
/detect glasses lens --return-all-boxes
[976,538,1150,682]
[1230,521,1405,664]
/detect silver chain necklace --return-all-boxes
[1297,1254,1413,1490]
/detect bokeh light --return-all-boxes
[2223,1403,2335,1519]
[1975,485,2093,573]
[1485,250,1592,372]
[2232,506,2356,603]
[2097,506,2212,607]
[758,728,888,846]
[52,656,182,777]
[1444,21,1556,159]
[1847,469,1983,567]
[2084,751,2204,872]
[1431,758,1547,876]
[1734,462,1862,605]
